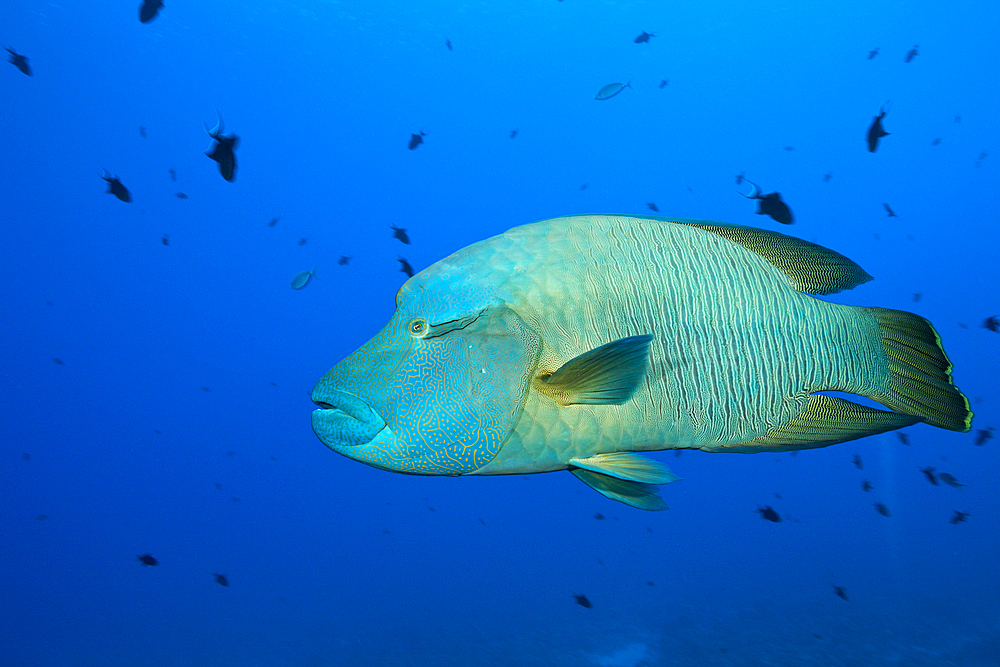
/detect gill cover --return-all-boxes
[312,301,540,475]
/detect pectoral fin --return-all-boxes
[570,468,669,511]
[533,335,653,406]
[704,394,922,453]
[569,452,681,485]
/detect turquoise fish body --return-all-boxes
[311,215,971,509]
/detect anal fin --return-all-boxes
[569,452,681,485]
[704,394,922,453]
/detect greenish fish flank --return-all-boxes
[311,215,973,510]
[291,268,318,290]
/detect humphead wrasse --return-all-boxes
[311,215,972,510]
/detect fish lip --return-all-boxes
[311,390,385,448]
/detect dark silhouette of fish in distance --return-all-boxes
[139,0,164,23]
[738,178,793,224]
[204,111,239,181]
[867,102,891,152]
[137,554,158,566]
[5,46,32,76]
[920,466,938,485]
[756,505,781,522]
[982,316,1000,332]
[949,510,969,525]
[634,32,654,44]
[868,47,879,60]
[974,427,994,446]
[100,169,132,202]
[572,593,592,608]
[883,203,898,217]
[338,255,352,266]
[398,256,414,277]
[409,131,426,150]
[391,225,411,244]
[905,45,919,63]
[874,502,891,517]
[833,585,848,601]
[594,82,631,100]
[852,454,863,469]
[213,573,229,587]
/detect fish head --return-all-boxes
[311,263,541,475]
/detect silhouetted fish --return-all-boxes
[883,203,898,217]
[175,192,188,199]
[647,202,659,212]
[397,255,414,277]
[593,512,605,520]
[932,138,942,146]
[867,102,890,152]
[290,268,318,290]
[874,502,891,517]
[5,47,32,76]
[824,172,833,182]
[920,466,938,485]
[949,510,969,525]
[833,585,848,601]
[52,358,65,365]
[139,125,147,138]
[738,179,793,224]
[634,31,654,44]
[756,505,781,523]
[594,82,631,100]
[445,39,452,52]
[572,593,592,608]
[100,169,132,203]
[137,553,158,566]
[868,47,879,60]
[168,167,177,182]
[267,216,280,227]
[408,131,426,150]
[338,255,352,266]
[510,129,518,139]
[139,0,164,23]
[896,432,910,445]
[982,316,999,332]
[391,225,411,244]
[852,454,863,470]
[298,238,308,246]
[938,473,965,488]
[974,427,994,446]
[905,45,919,63]
[659,79,669,88]
[212,573,230,587]
[861,480,873,492]
[204,111,239,181]
[161,234,169,246]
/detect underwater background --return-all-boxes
[2,1,998,665]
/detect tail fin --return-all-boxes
[864,307,972,431]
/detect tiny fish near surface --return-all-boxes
[310,215,972,510]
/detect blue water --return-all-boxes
[3,1,998,665]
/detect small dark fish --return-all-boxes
[867,102,891,152]
[634,31,654,44]
[868,47,879,60]
[397,255,415,278]
[35,514,47,521]
[594,82,631,100]
[974,150,988,168]
[756,505,781,523]
[912,294,921,303]
[201,386,211,392]
[338,255,352,266]
[905,45,919,63]
[861,480,873,492]
[580,183,588,190]
[267,216,280,227]
[982,316,1000,332]
[509,129,518,139]
[391,225,411,244]
[659,79,669,88]
[572,593,592,608]
[214,482,222,490]
[445,39,452,52]
[139,0,164,23]
[932,138,942,146]
[823,172,833,182]
[647,202,659,212]
[174,192,188,199]
[5,47,32,76]
[52,357,65,365]
[298,238,308,246]
[593,512,605,520]
[874,502,891,517]
[897,432,910,445]
[774,492,782,500]
[949,510,970,525]
[833,585,848,601]
[784,146,795,151]
[161,234,169,246]
[408,131,426,150]
[883,203,898,217]
[974,427,994,446]
[168,167,177,182]
[204,111,239,182]
[919,466,938,485]
[137,553,158,566]
[955,115,962,123]
[852,454,863,470]
[938,473,965,488]
[212,573,230,587]
[738,179,793,224]
[21,452,31,461]
[100,169,132,203]
[139,125,147,138]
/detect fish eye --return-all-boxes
[409,318,427,335]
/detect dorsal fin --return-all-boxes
[665,218,873,295]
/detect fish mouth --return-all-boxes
[311,390,386,449]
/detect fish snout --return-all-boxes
[311,390,386,449]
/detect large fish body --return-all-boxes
[311,215,971,509]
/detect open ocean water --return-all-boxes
[2,1,998,665]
